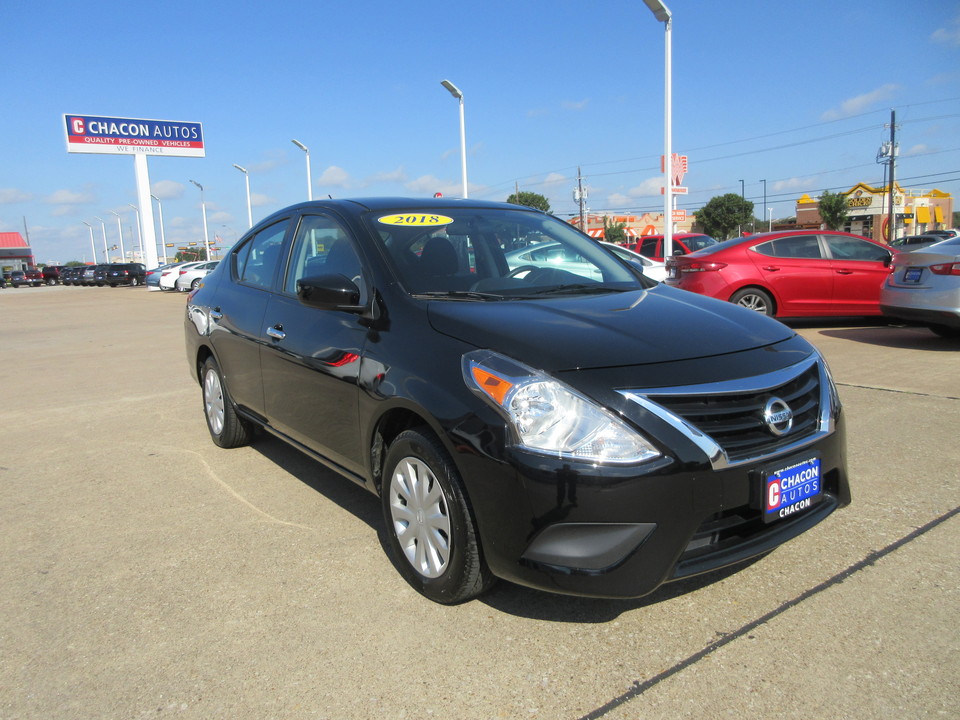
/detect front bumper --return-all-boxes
[459,421,847,599]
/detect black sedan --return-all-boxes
[185,198,849,603]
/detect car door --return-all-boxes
[748,234,835,315]
[822,234,892,315]
[258,213,369,475]
[208,218,292,418]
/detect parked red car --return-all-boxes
[628,233,718,260]
[665,230,895,317]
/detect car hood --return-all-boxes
[427,285,795,371]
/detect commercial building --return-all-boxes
[569,212,693,239]
[0,232,35,271]
[796,183,954,243]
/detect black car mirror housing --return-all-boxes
[297,274,363,312]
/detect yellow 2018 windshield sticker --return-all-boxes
[378,213,454,227]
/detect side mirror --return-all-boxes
[297,274,363,312]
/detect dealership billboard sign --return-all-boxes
[63,114,205,157]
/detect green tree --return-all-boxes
[694,193,754,240]
[818,189,849,230]
[506,191,551,213]
[603,216,627,244]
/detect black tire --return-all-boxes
[200,356,252,448]
[130,277,140,287]
[381,428,493,604]
[191,278,201,290]
[730,287,775,316]
[930,324,960,339]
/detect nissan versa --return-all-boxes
[184,198,849,604]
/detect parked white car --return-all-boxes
[175,260,220,292]
[159,261,203,291]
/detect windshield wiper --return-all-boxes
[528,284,632,296]
[413,290,507,301]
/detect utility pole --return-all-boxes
[887,109,897,244]
[577,166,587,233]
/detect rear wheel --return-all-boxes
[130,277,140,286]
[201,357,252,448]
[730,287,775,316]
[382,429,493,604]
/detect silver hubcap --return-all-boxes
[203,368,225,435]
[738,294,767,313]
[388,457,451,578]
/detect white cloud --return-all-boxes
[606,193,634,207]
[249,149,288,173]
[45,188,94,204]
[151,180,184,200]
[317,165,350,187]
[0,188,33,204]
[405,174,460,197]
[821,84,900,120]
[902,144,930,157]
[772,177,816,192]
[250,192,273,208]
[931,15,960,46]
[541,172,568,188]
[365,166,407,185]
[562,99,589,111]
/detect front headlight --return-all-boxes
[462,349,661,465]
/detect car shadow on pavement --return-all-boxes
[782,317,959,351]
[249,432,382,531]
[249,431,769,620]
[478,558,765,622]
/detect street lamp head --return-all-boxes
[82,221,92,228]
[642,0,671,23]
[291,139,309,154]
[128,203,138,212]
[150,194,160,202]
[108,209,120,217]
[440,79,463,100]
[190,179,203,191]
[233,164,248,174]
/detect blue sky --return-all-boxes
[3,0,959,264]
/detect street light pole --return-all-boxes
[82,221,96,264]
[642,0,672,258]
[738,179,745,236]
[108,209,125,261]
[128,204,143,262]
[189,180,211,261]
[94,216,108,262]
[233,164,253,228]
[440,80,469,198]
[151,194,167,264]
[759,179,767,233]
[291,139,312,201]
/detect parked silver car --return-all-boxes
[880,237,960,338]
[175,260,220,292]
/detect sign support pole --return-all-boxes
[134,154,159,269]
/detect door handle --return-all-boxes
[835,269,854,275]
[762,266,780,272]
[266,324,286,341]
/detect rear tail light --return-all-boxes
[930,262,960,276]
[179,269,189,275]
[675,261,727,273]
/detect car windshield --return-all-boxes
[365,207,645,298]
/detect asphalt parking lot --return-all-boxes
[1,285,957,719]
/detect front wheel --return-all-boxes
[201,357,252,448]
[730,287,775,316]
[382,429,493,604]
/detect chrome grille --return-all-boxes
[620,356,832,469]
[651,363,820,462]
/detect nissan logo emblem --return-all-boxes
[763,397,794,436]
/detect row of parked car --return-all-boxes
[2,260,220,293]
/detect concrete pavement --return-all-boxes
[1,286,957,719]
